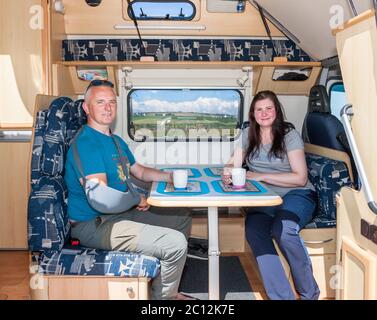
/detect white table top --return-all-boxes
[147,165,282,207]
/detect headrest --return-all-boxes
[308,85,330,113]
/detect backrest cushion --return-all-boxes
[28,176,69,251]
[28,97,86,252]
[30,110,48,186]
[40,97,75,176]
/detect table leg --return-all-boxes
[207,206,220,300]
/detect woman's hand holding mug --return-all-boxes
[222,167,233,185]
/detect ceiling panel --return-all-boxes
[251,0,373,60]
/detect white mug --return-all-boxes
[231,167,246,188]
[173,170,188,189]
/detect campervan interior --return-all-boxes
[0,0,376,301]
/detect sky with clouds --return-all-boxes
[130,90,240,116]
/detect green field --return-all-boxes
[132,113,238,137]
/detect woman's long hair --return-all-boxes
[246,90,294,160]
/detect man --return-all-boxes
[65,80,192,300]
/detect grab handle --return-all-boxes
[341,104,377,214]
[304,238,333,245]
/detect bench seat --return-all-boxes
[33,247,160,278]
[28,96,160,299]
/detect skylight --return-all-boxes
[127,1,196,21]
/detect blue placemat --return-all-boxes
[156,180,209,196]
[211,180,267,194]
[160,167,202,178]
[203,167,223,177]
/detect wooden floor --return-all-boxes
[0,251,31,300]
[0,250,268,300]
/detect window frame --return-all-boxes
[329,80,346,120]
[126,88,244,142]
[127,0,196,21]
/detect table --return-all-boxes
[147,165,282,300]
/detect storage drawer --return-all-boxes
[46,276,147,300]
[108,280,140,300]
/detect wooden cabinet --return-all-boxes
[301,228,336,299]
[31,276,149,300]
[252,65,321,96]
[191,213,245,253]
[54,61,321,96]
[340,237,376,300]
[0,141,30,249]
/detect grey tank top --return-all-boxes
[241,127,315,197]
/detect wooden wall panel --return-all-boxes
[336,11,377,203]
[48,0,67,95]
[0,142,30,249]
[62,0,283,37]
[0,0,44,126]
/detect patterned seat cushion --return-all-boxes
[29,98,86,251]
[68,99,87,133]
[305,153,352,229]
[34,247,160,278]
[30,110,48,186]
[28,176,70,252]
[40,97,74,176]
[304,215,337,229]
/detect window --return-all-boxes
[128,89,243,141]
[330,83,347,121]
[127,0,196,21]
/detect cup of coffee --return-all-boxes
[173,169,188,189]
[231,167,246,189]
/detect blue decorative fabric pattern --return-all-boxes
[305,215,337,229]
[305,153,352,228]
[28,176,69,252]
[40,97,75,176]
[63,39,312,62]
[35,248,160,278]
[31,110,48,186]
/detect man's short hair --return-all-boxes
[84,80,115,102]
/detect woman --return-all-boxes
[222,90,319,300]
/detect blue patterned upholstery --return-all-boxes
[28,176,69,251]
[34,248,160,278]
[40,97,74,176]
[305,153,352,228]
[63,38,312,62]
[30,110,48,186]
[28,96,160,279]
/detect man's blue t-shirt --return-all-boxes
[65,125,136,221]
